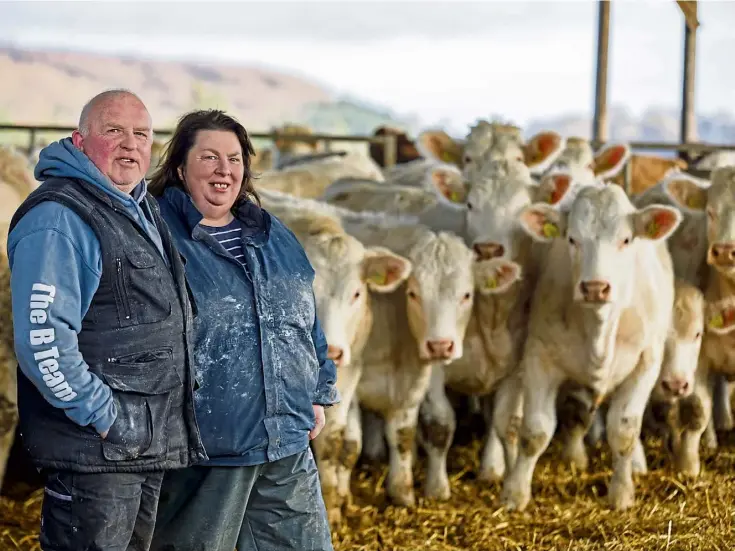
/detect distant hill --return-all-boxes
[0,45,418,151]
[0,46,335,129]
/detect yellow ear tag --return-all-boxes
[485,276,498,290]
[370,272,387,286]
[710,314,724,329]
[450,191,461,203]
[542,223,559,238]
[687,196,704,209]
[646,221,660,238]
[442,151,455,163]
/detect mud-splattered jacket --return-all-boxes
[158,186,339,466]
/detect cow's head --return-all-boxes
[520,185,681,312]
[656,280,704,402]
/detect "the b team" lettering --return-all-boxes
[28,283,77,401]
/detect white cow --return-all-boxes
[542,137,631,185]
[320,179,468,235]
[264,202,413,525]
[255,150,386,199]
[692,150,735,171]
[416,121,566,180]
[635,170,735,444]
[340,219,521,505]
[501,184,681,511]
[643,279,708,476]
[382,158,467,201]
[416,159,542,488]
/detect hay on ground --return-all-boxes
[2,431,735,550]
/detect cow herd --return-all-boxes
[1,121,735,529]
[244,121,735,527]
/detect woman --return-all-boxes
[147,109,339,551]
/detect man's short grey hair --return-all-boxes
[78,89,149,136]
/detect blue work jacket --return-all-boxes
[158,186,339,466]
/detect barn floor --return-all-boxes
[1,426,734,551]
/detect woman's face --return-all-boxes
[180,130,244,222]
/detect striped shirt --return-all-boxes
[200,219,246,266]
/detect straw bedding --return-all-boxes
[1,426,733,551]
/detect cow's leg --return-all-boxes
[384,406,421,507]
[501,355,565,512]
[314,365,361,527]
[672,364,713,477]
[606,350,660,511]
[631,437,648,474]
[311,415,345,527]
[361,408,386,463]
[703,416,718,450]
[712,375,733,431]
[479,396,505,483]
[585,407,606,447]
[557,386,598,472]
[337,398,362,511]
[418,365,453,501]
[481,374,523,482]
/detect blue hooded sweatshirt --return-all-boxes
[7,137,167,435]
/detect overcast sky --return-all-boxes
[1,0,732,133]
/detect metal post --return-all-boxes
[382,134,397,168]
[680,18,697,161]
[592,0,611,143]
[28,128,37,156]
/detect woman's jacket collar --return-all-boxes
[162,186,272,247]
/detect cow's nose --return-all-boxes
[579,280,612,302]
[661,378,690,397]
[426,339,455,359]
[709,243,735,267]
[473,242,505,260]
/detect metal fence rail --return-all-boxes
[0,124,399,166]
[2,124,735,182]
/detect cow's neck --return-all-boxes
[474,287,519,332]
[570,301,623,378]
[706,267,735,301]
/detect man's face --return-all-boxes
[72,94,152,193]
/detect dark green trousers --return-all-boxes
[149,448,333,551]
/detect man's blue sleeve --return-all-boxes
[8,202,117,434]
[309,291,340,407]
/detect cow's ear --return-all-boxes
[524,131,565,174]
[537,173,572,206]
[519,203,568,243]
[362,247,412,292]
[416,129,464,165]
[632,205,682,242]
[473,258,522,295]
[430,166,468,205]
[663,176,708,214]
[592,143,630,179]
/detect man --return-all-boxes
[7,89,207,551]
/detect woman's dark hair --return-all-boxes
[148,109,260,206]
